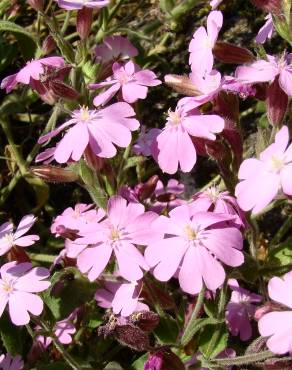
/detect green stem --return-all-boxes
[211,350,275,366]
[181,285,206,346]
[61,10,71,35]
[271,211,292,245]
[205,282,227,359]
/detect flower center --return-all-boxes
[168,109,181,126]
[269,155,284,173]
[0,277,15,294]
[116,69,130,84]
[80,107,90,122]
[205,186,220,203]
[0,233,14,248]
[110,227,120,241]
[184,225,197,241]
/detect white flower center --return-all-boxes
[0,233,14,248]
[268,155,285,173]
[80,107,90,122]
[168,109,181,126]
[0,277,15,294]
[205,186,220,202]
[184,225,197,241]
[110,227,120,241]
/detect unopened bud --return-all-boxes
[84,147,105,171]
[164,74,200,96]
[42,35,56,55]
[129,311,160,332]
[77,7,93,40]
[214,42,255,64]
[267,76,288,126]
[251,0,282,15]
[27,0,43,11]
[137,175,159,201]
[30,165,78,183]
[144,347,185,370]
[7,246,30,263]
[50,80,80,100]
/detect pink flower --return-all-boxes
[89,61,161,106]
[154,99,224,174]
[235,53,292,97]
[36,312,76,347]
[95,36,138,64]
[38,103,139,163]
[235,126,292,214]
[145,204,244,295]
[51,204,104,237]
[151,179,186,213]
[55,0,109,10]
[1,57,65,93]
[35,147,56,164]
[95,280,148,316]
[133,126,161,157]
[74,196,161,282]
[0,215,39,256]
[189,187,246,227]
[255,14,274,44]
[0,354,23,370]
[0,262,50,325]
[189,11,223,75]
[258,271,292,355]
[226,279,262,341]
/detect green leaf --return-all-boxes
[43,267,97,320]
[181,317,222,346]
[0,20,38,48]
[124,156,146,170]
[268,240,292,266]
[198,324,228,359]
[273,15,292,46]
[104,362,124,370]
[154,313,179,344]
[0,312,24,356]
[131,353,148,370]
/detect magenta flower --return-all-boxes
[95,280,148,317]
[226,279,262,341]
[189,187,246,227]
[235,126,292,214]
[94,36,138,64]
[0,262,50,325]
[145,204,244,295]
[258,271,292,355]
[89,61,161,106]
[75,196,161,282]
[55,0,109,10]
[255,14,274,44]
[235,53,292,97]
[38,103,139,163]
[154,99,224,174]
[1,57,65,93]
[189,11,223,75]
[0,354,23,370]
[0,215,39,256]
[133,126,161,157]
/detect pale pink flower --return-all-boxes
[133,126,161,157]
[189,11,223,75]
[226,279,262,341]
[55,0,109,10]
[0,215,39,256]
[154,99,224,174]
[258,271,292,355]
[0,354,23,370]
[35,147,56,164]
[0,262,50,325]
[189,187,246,227]
[1,57,65,93]
[255,14,274,44]
[235,53,292,97]
[51,204,105,237]
[75,196,161,282]
[235,126,292,214]
[95,280,148,317]
[36,312,76,346]
[145,204,244,295]
[38,103,139,163]
[89,61,161,106]
[95,36,138,64]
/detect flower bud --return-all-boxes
[7,246,30,263]
[27,0,43,11]
[76,8,93,40]
[250,0,282,15]
[213,42,255,64]
[137,175,159,201]
[50,80,80,100]
[30,166,78,183]
[129,311,160,332]
[267,76,288,126]
[144,348,185,370]
[164,74,200,96]
[42,35,56,55]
